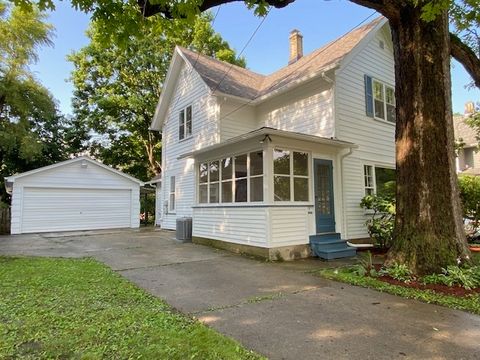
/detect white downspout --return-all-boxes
[340,146,355,239]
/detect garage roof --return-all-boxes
[5,156,144,185]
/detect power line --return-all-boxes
[218,11,378,122]
[208,8,271,96]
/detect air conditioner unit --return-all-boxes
[176,217,192,242]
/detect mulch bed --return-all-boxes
[370,264,480,297]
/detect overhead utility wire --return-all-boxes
[208,8,271,96]
[217,10,378,122]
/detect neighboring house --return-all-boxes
[454,103,480,175]
[6,156,143,234]
[150,17,396,260]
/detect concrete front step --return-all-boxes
[313,247,357,260]
[309,233,357,260]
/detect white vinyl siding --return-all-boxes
[193,207,268,247]
[160,62,219,230]
[193,206,313,248]
[257,79,335,138]
[336,25,395,239]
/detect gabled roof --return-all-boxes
[454,113,478,147]
[5,156,144,185]
[151,16,387,130]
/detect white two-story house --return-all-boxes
[150,17,396,260]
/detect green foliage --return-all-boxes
[422,265,480,290]
[0,1,88,203]
[458,175,480,239]
[360,195,395,249]
[349,251,378,277]
[450,0,480,62]
[379,263,413,282]
[69,13,245,180]
[317,267,480,315]
[0,256,263,359]
[140,191,156,225]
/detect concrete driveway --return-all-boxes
[1,229,479,360]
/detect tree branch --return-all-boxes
[138,0,296,18]
[450,32,480,89]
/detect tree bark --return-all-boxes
[386,8,470,274]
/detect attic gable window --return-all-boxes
[179,105,192,140]
[365,75,395,123]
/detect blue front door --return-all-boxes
[314,159,335,233]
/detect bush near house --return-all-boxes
[458,175,480,241]
[361,175,480,246]
[360,194,395,250]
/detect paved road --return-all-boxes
[1,229,479,359]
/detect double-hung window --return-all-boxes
[273,149,309,202]
[363,165,396,198]
[179,105,192,140]
[365,75,395,123]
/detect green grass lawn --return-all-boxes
[0,256,263,360]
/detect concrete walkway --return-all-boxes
[1,229,479,359]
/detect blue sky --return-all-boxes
[31,0,479,115]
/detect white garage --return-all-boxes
[6,157,143,234]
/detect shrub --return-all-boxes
[360,195,395,249]
[458,175,480,241]
[422,265,480,290]
[379,263,413,282]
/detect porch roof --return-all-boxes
[178,127,357,159]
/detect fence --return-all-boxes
[0,207,11,234]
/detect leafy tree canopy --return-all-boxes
[0,1,88,203]
[69,11,245,181]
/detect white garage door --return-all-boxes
[21,187,132,233]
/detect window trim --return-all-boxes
[363,163,395,196]
[365,75,395,124]
[169,176,176,213]
[372,79,395,124]
[273,148,311,203]
[178,104,193,141]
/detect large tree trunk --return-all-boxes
[386,8,470,274]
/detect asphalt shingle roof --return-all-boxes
[178,17,384,100]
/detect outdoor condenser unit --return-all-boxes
[176,217,192,242]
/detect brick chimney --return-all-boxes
[464,101,475,116]
[289,29,303,64]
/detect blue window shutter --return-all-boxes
[364,75,374,117]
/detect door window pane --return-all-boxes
[222,181,232,203]
[250,151,263,176]
[250,177,263,202]
[222,157,232,180]
[293,152,308,176]
[274,176,290,201]
[316,165,331,214]
[235,155,247,178]
[274,149,290,175]
[235,178,247,202]
[294,178,309,201]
